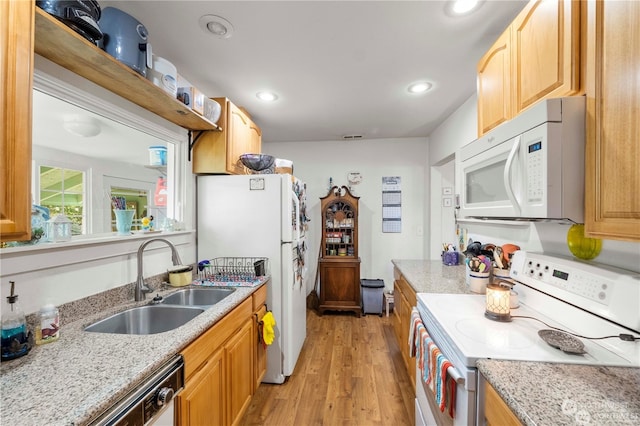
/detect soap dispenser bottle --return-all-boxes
[1,281,31,361]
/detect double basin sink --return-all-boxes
[84,288,235,335]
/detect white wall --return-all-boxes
[429,95,478,165]
[427,95,478,259]
[427,94,640,273]
[263,137,428,294]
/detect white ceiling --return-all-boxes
[95,0,528,144]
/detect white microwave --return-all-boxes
[456,96,585,222]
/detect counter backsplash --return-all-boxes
[24,267,195,333]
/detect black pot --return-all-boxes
[36,0,103,44]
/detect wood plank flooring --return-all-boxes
[240,309,415,426]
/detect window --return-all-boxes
[39,165,85,235]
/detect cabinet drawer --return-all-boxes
[252,284,267,311]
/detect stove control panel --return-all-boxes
[520,257,612,304]
[510,251,640,333]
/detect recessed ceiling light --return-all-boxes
[407,82,432,94]
[446,0,483,16]
[256,91,278,102]
[199,15,234,39]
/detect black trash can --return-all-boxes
[360,279,385,316]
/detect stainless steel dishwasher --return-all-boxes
[89,354,184,426]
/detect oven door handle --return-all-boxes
[446,365,465,385]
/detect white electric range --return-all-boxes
[415,251,640,426]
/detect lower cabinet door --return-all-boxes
[254,305,268,390]
[178,348,225,426]
[226,319,254,425]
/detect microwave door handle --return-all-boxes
[504,136,521,215]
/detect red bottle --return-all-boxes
[154,177,167,206]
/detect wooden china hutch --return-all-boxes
[318,186,361,316]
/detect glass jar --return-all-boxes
[36,304,60,345]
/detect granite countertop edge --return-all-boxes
[391,258,470,294]
[477,359,640,426]
[0,280,268,426]
[392,259,640,426]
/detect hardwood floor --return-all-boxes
[240,309,415,426]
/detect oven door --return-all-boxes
[416,305,479,426]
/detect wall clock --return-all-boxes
[347,172,362,185]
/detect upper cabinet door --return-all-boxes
[477,27,512,136]
[1,0,34,243]
[227,103,254,175]
[192,98,261,175]
[512,0,582,112]
[585,0,640,242]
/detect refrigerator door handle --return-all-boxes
[291,193,301,242]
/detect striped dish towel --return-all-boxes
[409,307,422,357]
[409,309,455,419]
[424,338,456,418]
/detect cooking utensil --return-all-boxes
[501,244,520,266]
[493,247,504,269]
[467,256,482,272]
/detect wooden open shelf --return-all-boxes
[34,8,220,131]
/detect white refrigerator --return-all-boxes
[196,173,308,384]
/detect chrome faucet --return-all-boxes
[135,238,183,301]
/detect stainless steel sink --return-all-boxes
[161,287,236,307]
[85,305,204,335]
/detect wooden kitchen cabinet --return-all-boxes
[1,0,34,243]
[226,319,254,424]
[392,268,416,392]
[584,0,640,242]
[511,0,582,113]
[192,98,262,175]
[477,27,513,136]
[178,297,254,426]
[477,0,582,136]
[484,380,523,426]
[252,285,268,390]
[178,346,226,426]
[318,259,362,316]
[318,186,361,316]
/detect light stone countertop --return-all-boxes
[477,360,640,426]
[391,259,471,294]
[0,281,267,426]
[392,259,640,426]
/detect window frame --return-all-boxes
[0,62,191,258]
